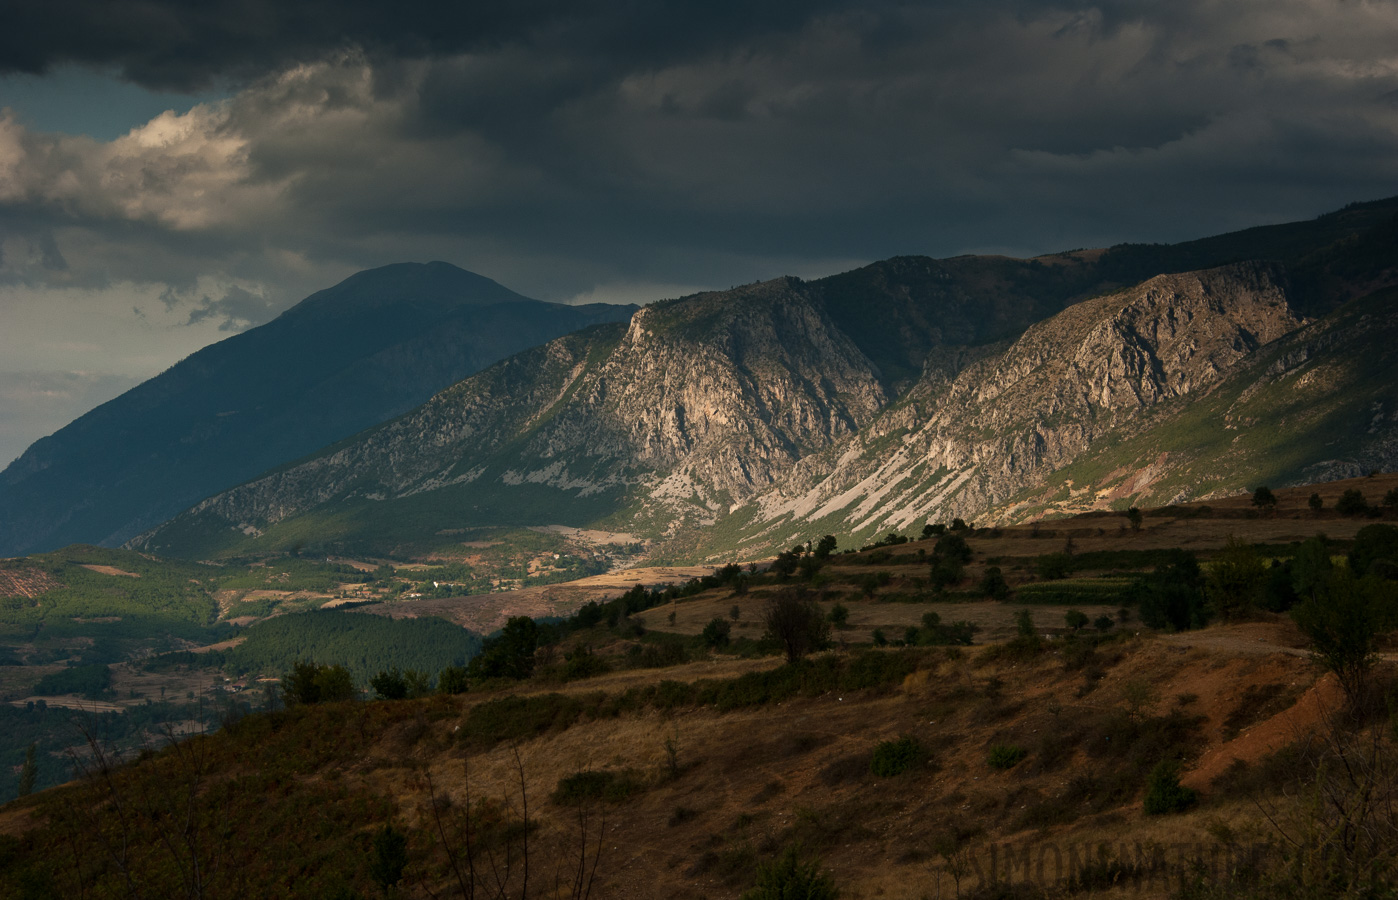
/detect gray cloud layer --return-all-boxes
[1,1,1397,455]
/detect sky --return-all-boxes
[2,1,1398,467]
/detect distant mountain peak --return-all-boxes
[280,261,532,322]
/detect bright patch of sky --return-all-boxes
[0,65,226,140]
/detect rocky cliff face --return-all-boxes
[136,280,892,554]
[131,198,1398,562]
[710,263,1306,555]
[519,279,889,510]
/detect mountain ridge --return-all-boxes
[0,262,637,555]
[128,196,1398,562]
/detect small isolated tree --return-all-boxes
[978,566,1010,601]
[1126,506,1144,532]
[1064,609,1089,632]
[1309,492,1325,515]
[370,824,408,895]
[1143,760,1198,815]
[763,590,831,663]
[740,846,839,900]
[702,616,732,648]
[934,533,972,563]
[1337,488,1369,517]
[813,534,839,560]
[1385,487,1398,511]
[828,603,850,628]
[1291,568,1396,709]
[729,603,742,621]
[871,628,888,647]
[1252,485,1277,513]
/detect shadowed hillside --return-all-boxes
[0,262,636,556]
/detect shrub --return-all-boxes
[282,661,356,705]
[870,736,925,777]
[1336,488,1369,517]
[1205,536,1266,620]
[928,556,964,589]
[1136,550,1209,631]
[562,645,611,680]
[1291,567,1395,708]
[828,603,849,628]
[871,628,887,647]
[703,617,733,648]
[934,533,972,563]
[1262,562,1299,612]
[1064,609,1089,631]
[1349,524,1398,578]
[551,769,641,805]
[1142,760,1197,814]
[469,616,538,680]
[1036,553,1072,580]
[979,566,1010,600]
[370,668,408,700]
[369,824,407,892]
[437,665,470,694]
[1093,615,1114,632]
[740,846,839,900]
[987,744,1027,770]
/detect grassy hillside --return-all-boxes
[4,483,1398,897]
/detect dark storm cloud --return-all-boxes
[5,0,1398,465]
[0,0,847,90]
[4,0,1398,306]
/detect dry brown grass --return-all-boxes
[294,623,1325,898]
